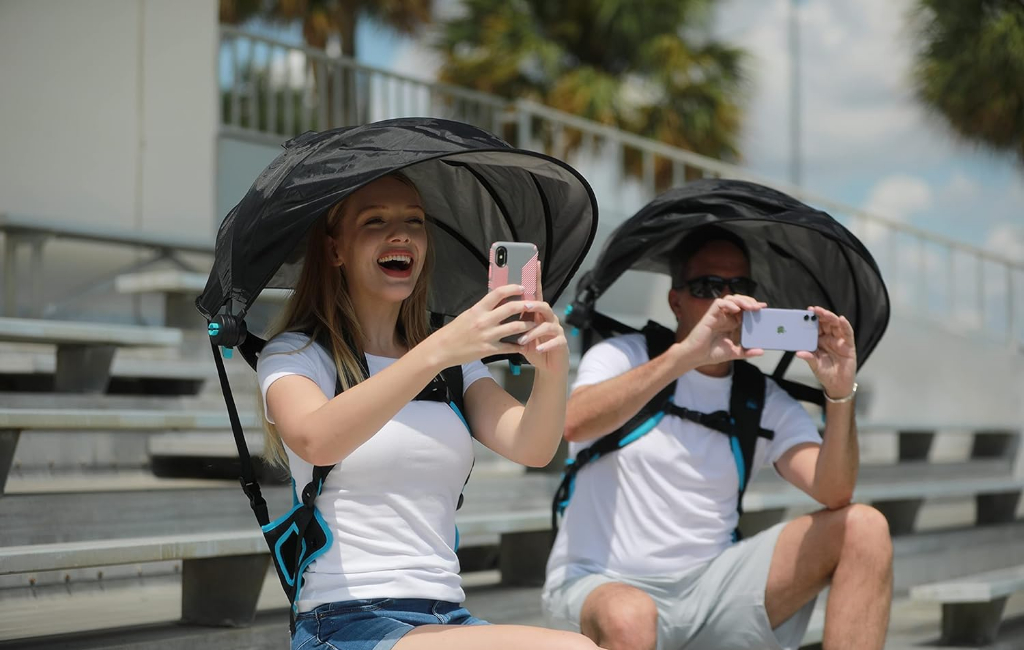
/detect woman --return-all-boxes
[257,173,596,650]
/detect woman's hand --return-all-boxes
[424,284,536,368]
[515,265,569,374]
[796,306,857,399]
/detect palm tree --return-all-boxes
[910,0,1024,166]
[220,0,432,57]
[436,0,747,182]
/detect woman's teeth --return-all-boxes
[377,254,412,271]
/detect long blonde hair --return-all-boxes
[259,174,433,468]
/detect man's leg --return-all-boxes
[765,503,893,650]
[579,582,659,650]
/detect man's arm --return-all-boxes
[776,400,857,509]
[565,295,767,443]
[564,344,697,443]
[775,306,859,509]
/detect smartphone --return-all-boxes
[488,242,539,343]
[741,308,819,352]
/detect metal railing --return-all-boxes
[218,27,1023,349]
[219,26,508,145]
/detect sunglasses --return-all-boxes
[680,275,758,299]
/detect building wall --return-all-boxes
[0,0,218,318]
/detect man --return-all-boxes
[542,226,892,650]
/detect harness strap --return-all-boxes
[209,337,269,527]
[552,322,775,540]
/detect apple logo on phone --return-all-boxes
[777,326,786,334]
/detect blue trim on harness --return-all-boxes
[261,476,334,600]
[449,401,469,430]
[617,410,667,448]
[730,435,747,491]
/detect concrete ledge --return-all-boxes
[0,317,182,347]
[0,409,257,430]
[911,565,1024,603]
[115,270,291,302]
[911,564,1024,646]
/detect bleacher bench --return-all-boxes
[0,509,549,628]
[911,564,1024,645]
[0,351,211,395]
[0,317,182,393]
[115,270,291,328]
[0,212,212,318]
[0,408,255,494]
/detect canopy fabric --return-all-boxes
[568,179,890,366]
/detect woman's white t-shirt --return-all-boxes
[257,332,492,612]
[544,333,822,589]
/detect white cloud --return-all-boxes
[985,223,1024,263]
[713,0,987,180]
[864,174,932,222]
[390,40,443,82]
[941,172,981,204]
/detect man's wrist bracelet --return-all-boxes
[824,382,857,404]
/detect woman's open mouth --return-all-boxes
[377,253,414,278]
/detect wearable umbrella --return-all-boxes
[193,117,598,627]
[197,117,599,360]
[566,178,890,372]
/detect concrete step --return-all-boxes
[2,565,1023,649]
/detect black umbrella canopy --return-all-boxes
[196,118,599,325]
[570,179,890,366]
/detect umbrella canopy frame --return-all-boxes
[196,119,600,356]
[565,178,891,391]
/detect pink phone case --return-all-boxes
[488,242,538,300]
[488,242,539,343]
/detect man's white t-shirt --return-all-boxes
[257,332,492,612]
[544,333,822,589]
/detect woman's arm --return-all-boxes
[464,298,571,467]
[267,285,539,466]
[267,342,448,466]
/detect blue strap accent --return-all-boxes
[270,522,305,587]
[730,436,747,491]
[555,474,577,514]
[208,322,221,337]
[222,346,234,359]
[448,401,469,430]
[509,360,521,376]
[454,525,460,552]
[618,411,667,447]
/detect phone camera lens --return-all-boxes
[803,314,809,321]
[496,246,507,268]
[811,314,817,322]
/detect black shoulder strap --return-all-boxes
[439,365,466,426]
[729,361,773,514]
[552,322,678,529]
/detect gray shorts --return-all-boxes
[541,523,816,650]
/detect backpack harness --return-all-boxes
[551,321,775,542]
[209,329,471,632]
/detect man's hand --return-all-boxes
[796,306,857,399]
[676,295,767,368]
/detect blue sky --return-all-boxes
[241,0,1023,263]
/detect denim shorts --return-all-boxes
[292,598,488,650]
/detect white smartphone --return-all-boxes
[741,308,819,352]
